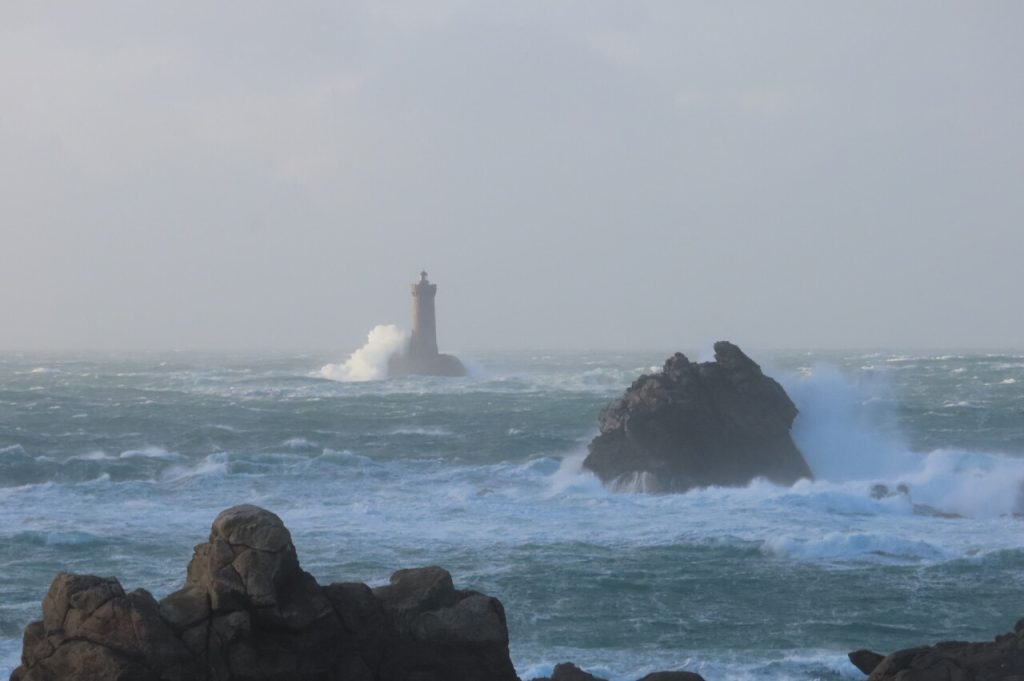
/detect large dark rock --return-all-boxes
[857,620,1024,680]
[10,505,518,681]
[583,341,813,492]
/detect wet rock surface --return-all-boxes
[848,649,886,675]
[584,341,813,492]
[10,505,517,681]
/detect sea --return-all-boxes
[1,345,1023,680]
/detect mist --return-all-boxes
[2,1,1022,352]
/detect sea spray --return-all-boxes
[783,363,910,480]
[782,364,1024,517]
[320,324,407,382]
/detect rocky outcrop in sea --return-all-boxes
[583,341,813,492]
[9,505,516,681]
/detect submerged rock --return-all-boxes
[530,663,705,681]
[10,504,517,681]
[855,620,1024,680]
[584,341,813,492]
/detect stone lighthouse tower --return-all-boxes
[409,271,439,358]
[387,271,466,377]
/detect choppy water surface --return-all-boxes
[1,350,1023,680]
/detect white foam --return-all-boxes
[314,448,381,467]
[119,446,181,460]
[781,365,1024,519]
[283,437,317,449]
[320,324,407,382]
[609,470,661,494]
[898,449,1024,518]
[389,426,454,437]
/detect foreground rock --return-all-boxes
[583,341,813,492]
[855,620,1024,680]
[10,505,516,681]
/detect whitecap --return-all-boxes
[119,446,182,460]
[389,426,454,437]
[71,451,114,461]
[159,453,228,482]
[762,531,948,563]
[283,437,317,448]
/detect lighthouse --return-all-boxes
[409,271,439,358]
[387,271,466,377]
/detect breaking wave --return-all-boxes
[320,324,407,382]
[782,365,1024,519]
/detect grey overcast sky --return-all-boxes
[1,1,1021,353]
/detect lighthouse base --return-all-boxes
[387,351,466,378]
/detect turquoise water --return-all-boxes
[1,350,1023,680]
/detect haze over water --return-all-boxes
[2,350,1022,680]
[2,2,1023,352]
